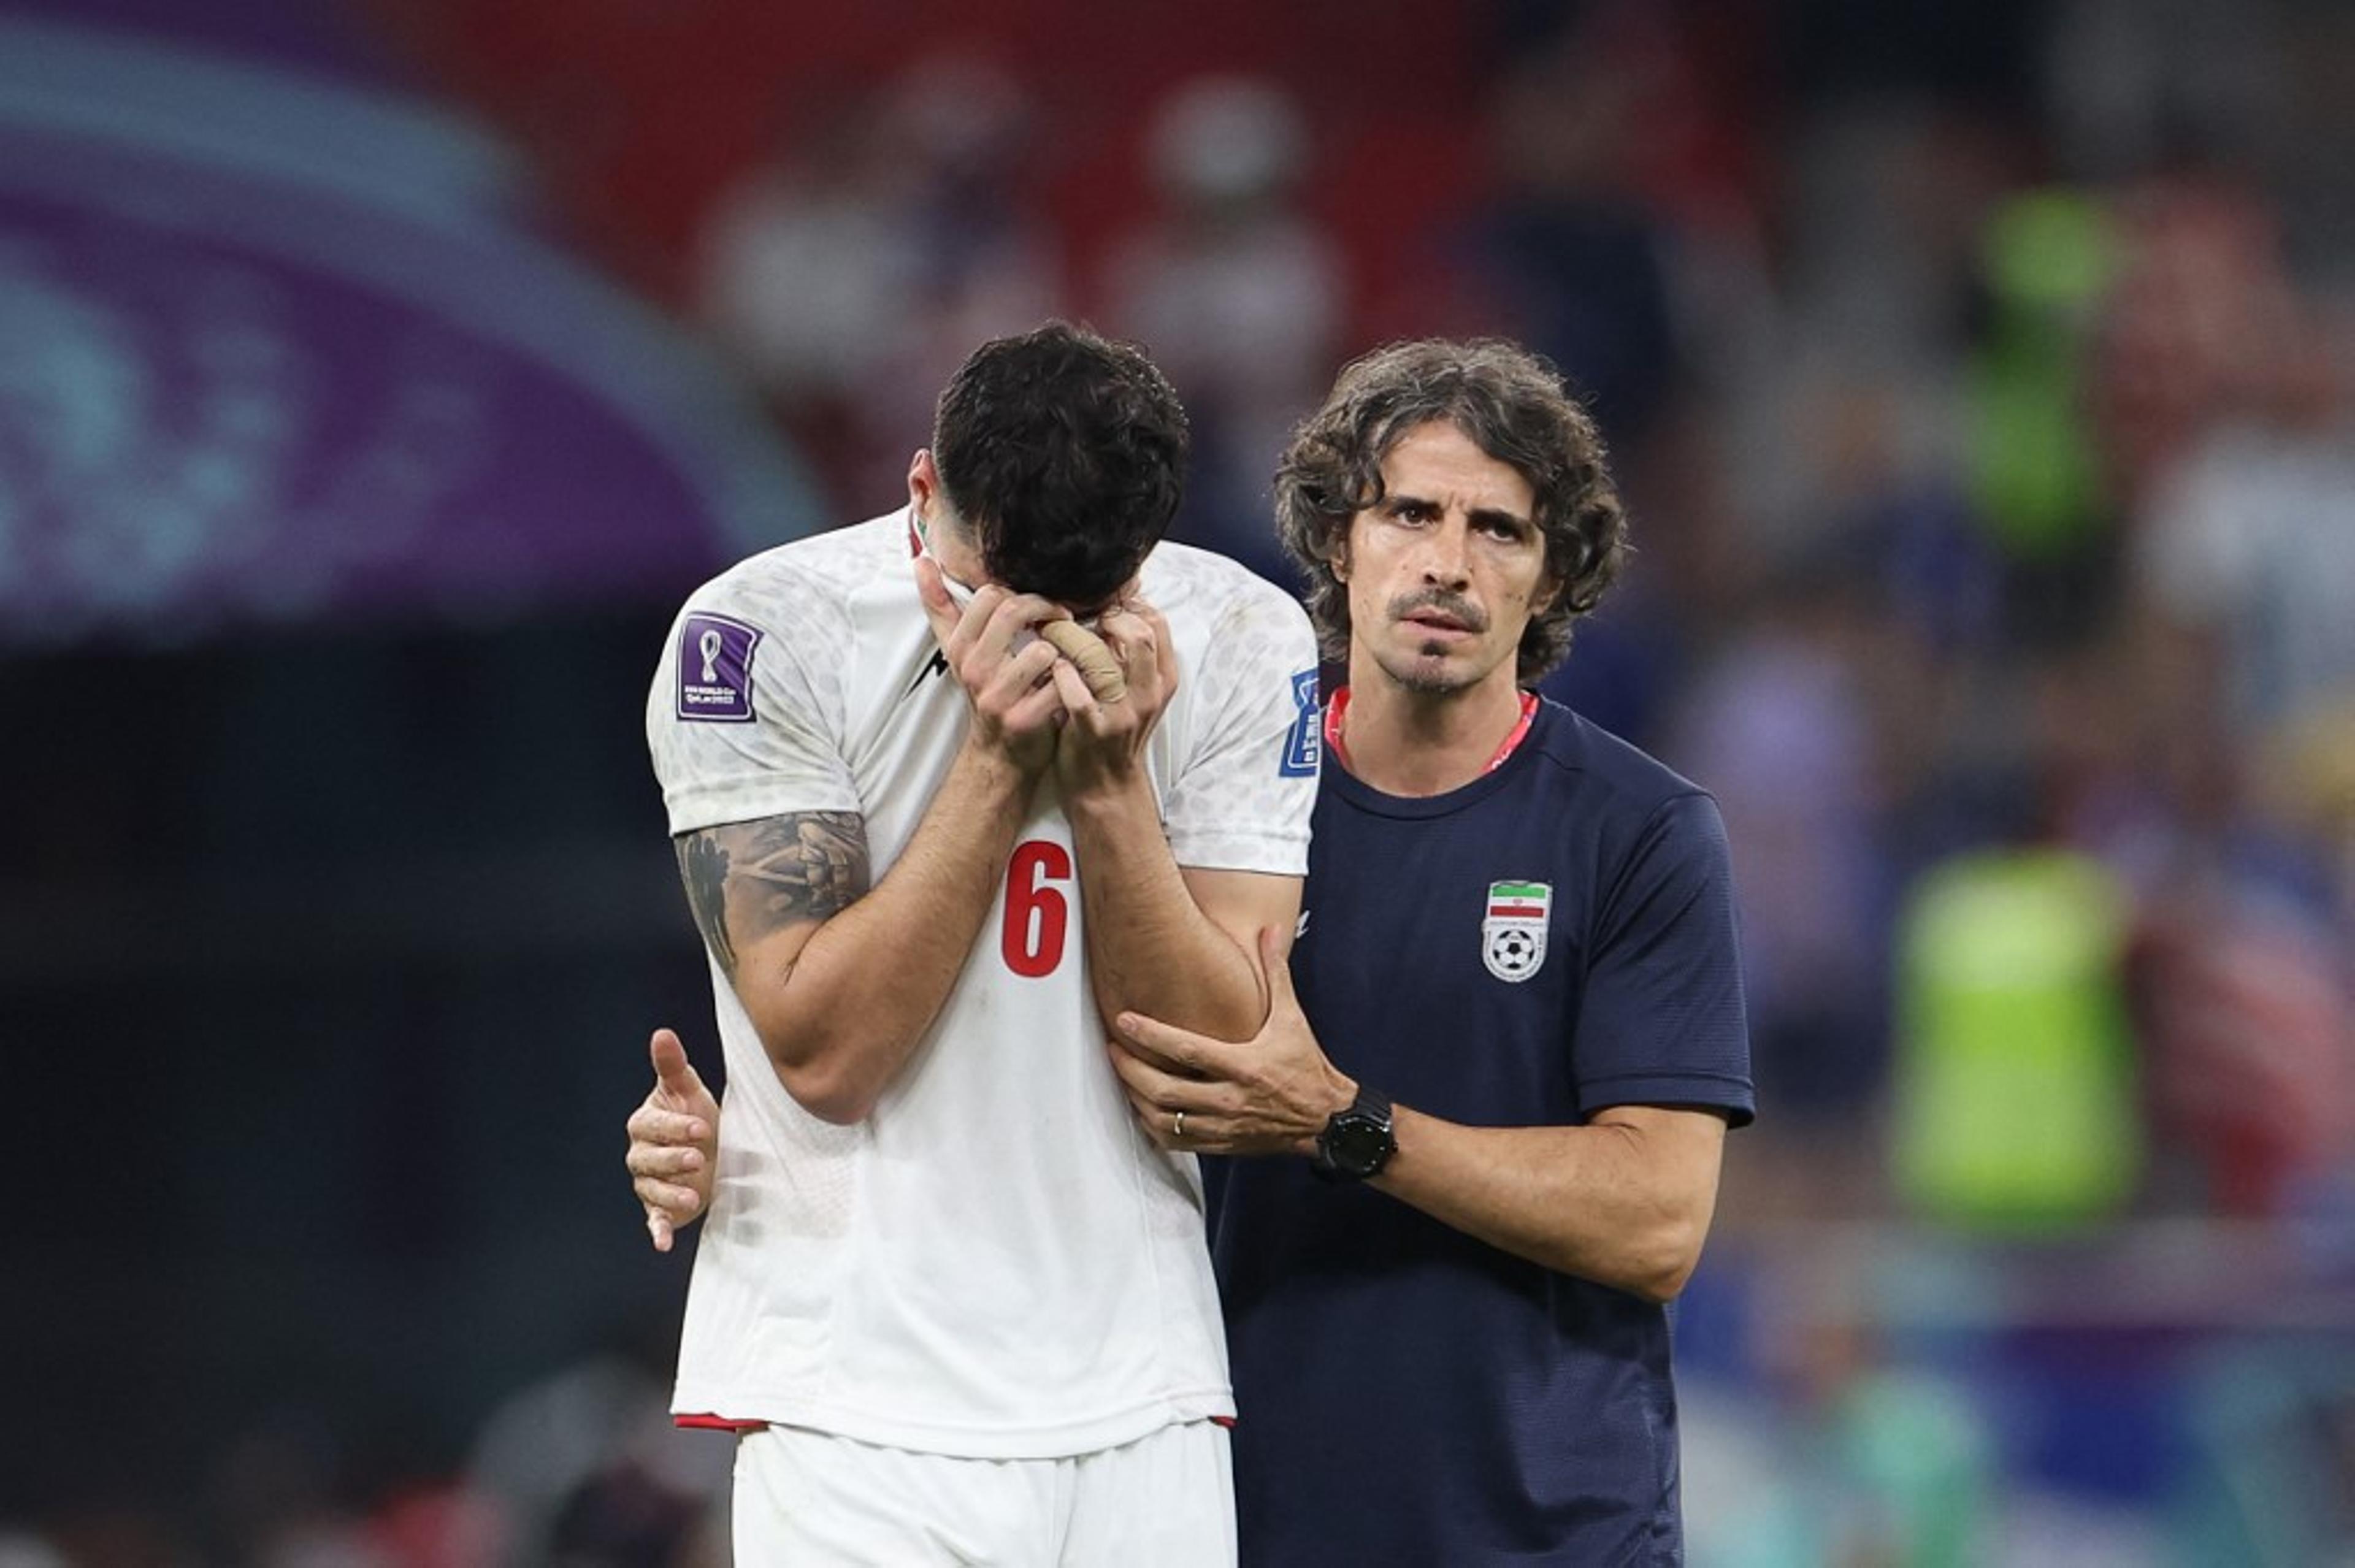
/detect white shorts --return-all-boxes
[730,1418,1236,1567]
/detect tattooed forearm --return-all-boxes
[726,812,870,931]
[673,812,871,982]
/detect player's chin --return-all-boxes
[1386,650,1476,695]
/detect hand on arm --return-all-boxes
[626,1028,718,1252]
[1111,930,1732,1304]
[1109,926,1354,1156]
[1055,598,1289,1041]
[672,559,1076,1123]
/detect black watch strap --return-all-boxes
[1312,1085,1396,1182]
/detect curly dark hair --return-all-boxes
[1274,338,1628,686]
[931,321,1190,608]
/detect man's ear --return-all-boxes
[907,449,939,513]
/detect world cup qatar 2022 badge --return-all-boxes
[1482,880,1552,982]
[676,611,762,722]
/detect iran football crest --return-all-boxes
[1483,881,1552,982]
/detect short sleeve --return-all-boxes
[645,569,860,835]
[1573,792,1755,1125]
[1162,583,1321,876]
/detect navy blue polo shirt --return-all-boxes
[1209,697,1753,1566]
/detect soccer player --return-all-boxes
[1108,337,1753,1565]
[635,323,1319,1564]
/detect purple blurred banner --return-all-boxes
[0,2,822,646]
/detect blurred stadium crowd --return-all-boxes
[6,0,2354,1563]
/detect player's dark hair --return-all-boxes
[932,322,1190,608]
[1275,338,1628,685]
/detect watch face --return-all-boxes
[1327,1115,1393,1176]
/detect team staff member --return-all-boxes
[640,323,1318,1564]
[1113,337,1753,1566]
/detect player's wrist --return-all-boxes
[1292,1070,1360,1157]
[956,729,1050,788]
[1057,760,1152,814]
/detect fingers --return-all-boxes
[1141,602,1178,696]
[1112,1009,1212,1074]
[932,575,989,670]
[631,1034,712,1252]
[923,573,996,670]
[1124,1091,1217,1151]
[1109,1054,1236,1150]
[649,1028,706,1104]
[965,588,1065,670]
[917,565,1116,748]
[626,1140,707,1180]
[636,1174,702,1228]
[1095,606,1147,651]
[1013,685,1071,735]
[914,554,957,646]
[627,1104,711,1148]
[1039,619,1126,703]
[1048,656,1097,717]
[963,611,1079,749]
[984,637,1063,707]
[917,557,1098,692]
[1108,1030,1253,1123]
[1106,1039,1202,1106]
[997,646,1072,729]
[1090,610,1147,705]
[1099,603,1176,700]
[635,1173,703,1210]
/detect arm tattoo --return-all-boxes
[673,811,870,982]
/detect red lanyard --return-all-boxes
[1322,687,1539,778]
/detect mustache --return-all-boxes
[1387,590,1487,633]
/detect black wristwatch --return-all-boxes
[1311,1086,1396,1182]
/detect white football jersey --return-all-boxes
[645,511,1321,1458]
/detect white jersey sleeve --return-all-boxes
[646,560,862,835]
[1162,576,1321,876]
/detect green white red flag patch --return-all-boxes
[1483,881,1552,982]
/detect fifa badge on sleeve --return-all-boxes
[1280,668,1320,777]
[677,612,762,722]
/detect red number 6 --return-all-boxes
[1001,839,1072,977]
